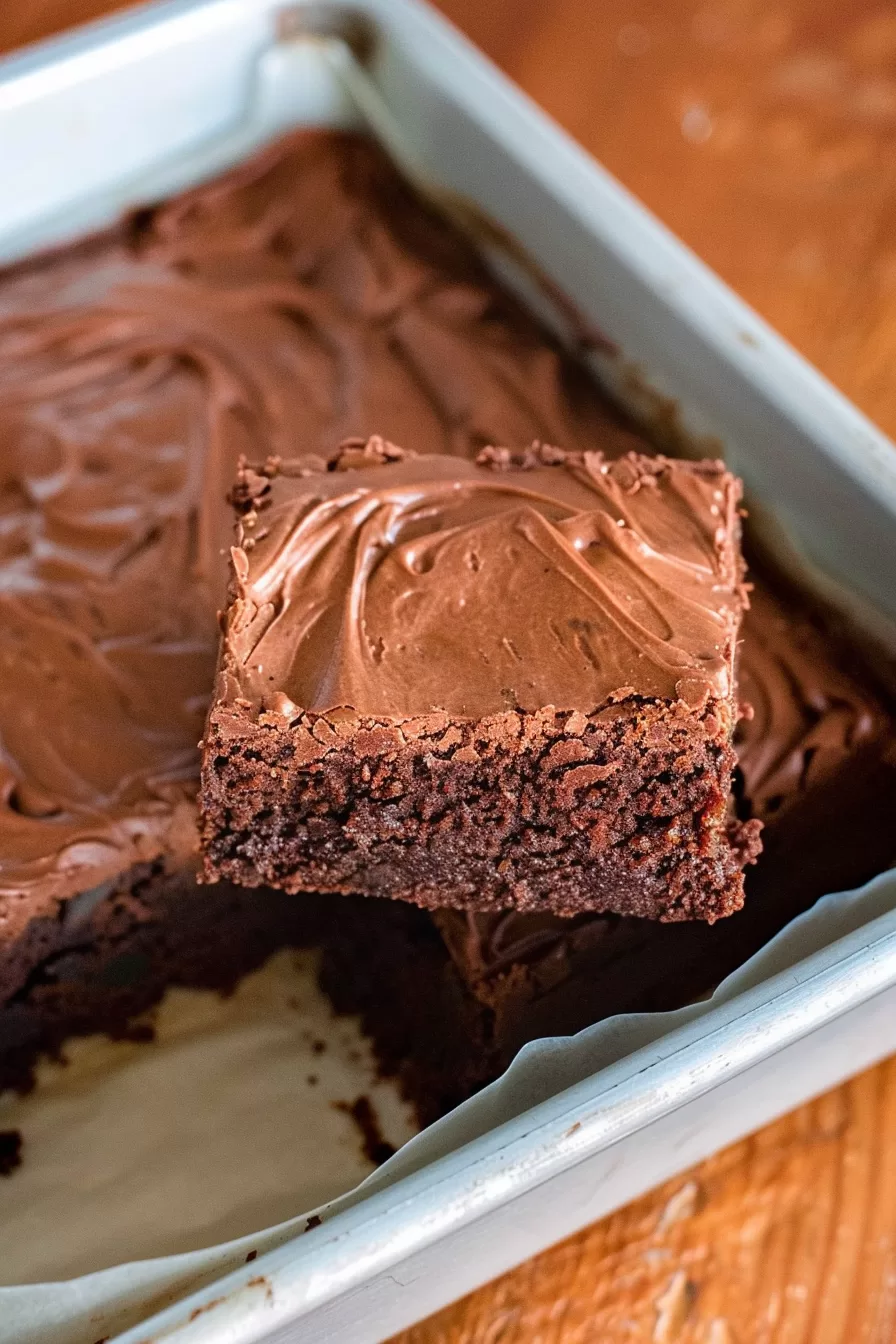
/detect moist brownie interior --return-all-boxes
[0,129,892,1128]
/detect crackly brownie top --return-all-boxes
[222,440,747,719]
[0,131,633,908]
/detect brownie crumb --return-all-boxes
[311,1039,326,1055]
[334,1096,396,1166]
[245,1249,257,1263]
[476,440,566,470]
[332,434,409,471]
[305,1214,322,1232]
[0,1129,22,1176]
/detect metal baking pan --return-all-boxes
[2,1,896,1340]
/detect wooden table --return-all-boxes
[6,3,896,1341]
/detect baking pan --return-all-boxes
[1,1,895,1341]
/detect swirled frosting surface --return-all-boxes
[224,447,745,718]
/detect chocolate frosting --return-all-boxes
[0,131,635,912]
[224,446,745,718]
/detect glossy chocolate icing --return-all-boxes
[0,131,636,919]
[224,445,746,719]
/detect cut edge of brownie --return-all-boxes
[318,898,499,1128]
[202,696,760,920]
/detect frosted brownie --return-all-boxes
[320,579,896,1121]
[200,442,761,919]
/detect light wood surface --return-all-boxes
[5,3,896,1342]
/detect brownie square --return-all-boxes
[201,440,761,919]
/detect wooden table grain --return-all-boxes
[6,3,896,1341]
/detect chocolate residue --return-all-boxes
[334,1096,397,1166]
[0,1128,22,1176]
[188,1295,225,1322]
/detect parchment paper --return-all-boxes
[2,872,895,1344]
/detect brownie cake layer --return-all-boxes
[0,131,636,1087]
[321,579,896,1122]
[202,444,759,920]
